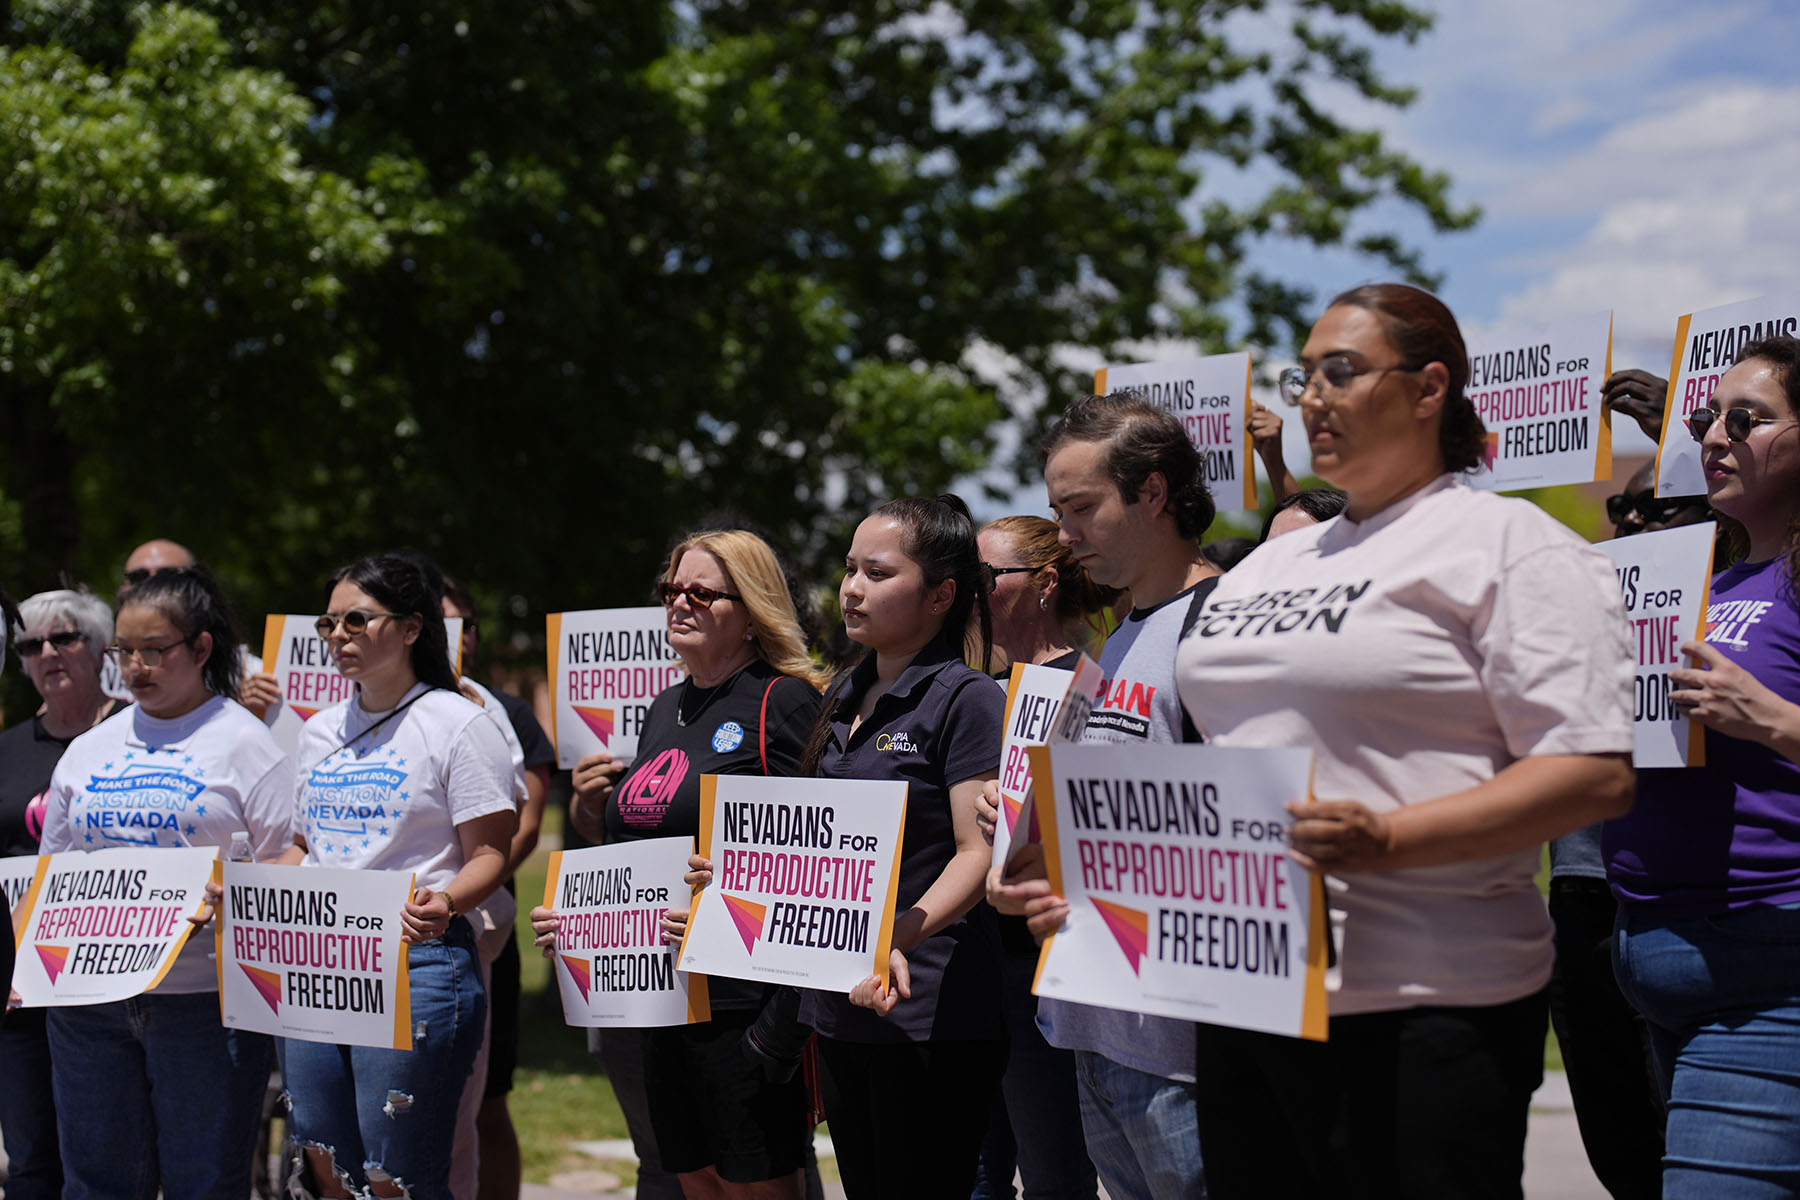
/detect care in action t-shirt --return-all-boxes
[1178,476,1632,1015]
[41,694,295,993]
[296,684,516,894]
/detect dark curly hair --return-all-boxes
[1039,393,1217,540]
[1326,283,1487,474]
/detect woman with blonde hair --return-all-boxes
[979,515,1118,673]
[538,528,827,1200]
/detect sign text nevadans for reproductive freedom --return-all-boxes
[547,608,682,769]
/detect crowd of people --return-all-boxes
[4,282,1800,1200]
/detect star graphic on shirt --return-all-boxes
[398,791,410,803]
[124,751,135,760]
[362,839,371,848]
[103,762,114,771]
[185,824,196,835]
[83,832,94,844]
[184,755,194,764]
[195,804,207,816]
[320,841,333,853]
[377,826,390,837]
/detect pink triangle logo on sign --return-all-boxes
[240,963,282,1014]
[35,944,69,985]
[721,894,768,955]
[560,954,592,1003]
[1090,897,1149,975]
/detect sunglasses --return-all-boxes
[1686,406,1791,443]
[1605,490,1699,526]
[106,635,195,669]
[17,630,86,657]
[657,583,742,609]
[122,565,186,587]
[315,610,404,638]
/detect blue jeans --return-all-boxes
[1071,1050,1204,1200]
[0,1020,62,1200]
[279,922,485,1200]
[1615,902,1800,1198]
[46,991,274,1200]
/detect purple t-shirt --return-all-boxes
[1605,557,1800,916]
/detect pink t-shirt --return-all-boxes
[1176,475,1632,1014]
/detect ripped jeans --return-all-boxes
[278,920,486,1200]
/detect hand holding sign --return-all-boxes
[1603,368,1671,442]
[849,948,911,1016]
[1671,640,1800,748]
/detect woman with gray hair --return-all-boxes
[0,588,121,1200]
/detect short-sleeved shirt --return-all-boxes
[1606,556,1800,916]
[495,690,556,771]
[603,660,823,1011]
[41,695,296,993]
[1038,579,1216,1083]
[1177,476,1633,1015]
[800,637,1005,1043]
[296,684,516,893]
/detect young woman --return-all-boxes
[38,568,293,1200]
[1606,335,1800,1196]
[277,552,516,1200]
[0,589,120,1200]
[796,495,1006,1198]
[1173,284,1636,1198]
[533,529,827,1199]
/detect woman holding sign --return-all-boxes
[1606,335,1800,1196]
[1173,283,1636,1197]
[37,568,294,1200]
[792,494,1007,1198]
[277,552,516,1200]
[535,529,829,1200]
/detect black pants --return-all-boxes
[1548,877,1665,1200]
[816,1036,1007,1200]
[1193,989,1548,1200]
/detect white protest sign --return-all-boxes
[544,838,708,1028]
[1656,292,1800,498]
[3,856,39,934]
[1464,311,1613,491]
[678,775,906,993]
[1096,352,1256,512]
[547,608,682,768]
[217,861,414,1049]
[1031,743,1327,1040]
[10,846,214,1006]
[992,656,1104,870]
[261,616,463,757]
[1596,524,1716,768]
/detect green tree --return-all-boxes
[2,0,1474,662]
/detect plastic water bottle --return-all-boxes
[227,831,254,863]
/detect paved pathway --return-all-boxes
[521,1071,1609,1199]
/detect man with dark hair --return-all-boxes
[993,392,1221,1199]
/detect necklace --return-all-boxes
[675,663,752,727]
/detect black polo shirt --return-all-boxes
[800,636,1006,1043]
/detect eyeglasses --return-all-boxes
[1278,354,1417,406]
[1605,490,1701,527]
[656,583,742,609]
[1686,406,1793,443]
[315,610,404,638]
[17,631,86,657]
[122,566,185,587]
[985,565,1037,593]
[106,636,195,668]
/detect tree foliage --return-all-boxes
[1,0,1475,664]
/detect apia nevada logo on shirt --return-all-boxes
[874,731,918,754]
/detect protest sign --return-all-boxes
[992,655,1104,870]
[1596,523,1716,768]
[10,846,214,1006]
[1656,292,1800,498]
[260,616,463,756]
[1096,352,1256,511]
[3,855,38,933]
[1464,311,1613,491]
[1030,743,1327,1040]
[216,861,413,1049]
[678,775,906,993]
[544,838,708,1028]
[547,608,682,768]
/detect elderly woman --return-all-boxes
[1605,335,1800,1197]
[1173,283,1636,1198]
[536,530,828,1200]
[0,589,120,1200]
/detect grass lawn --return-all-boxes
[509,821,633,1185]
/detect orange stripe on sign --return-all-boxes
[1653,314,1694,494]
[1594,313,1614,482]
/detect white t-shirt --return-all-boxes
[41,694,295,993]
[461,676,528,806]
[1176,476,1633,1014]
[295,683,515,894]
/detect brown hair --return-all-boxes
[1038,393,1217,540]
[1326,283,1486,473]
[983,515,1119,652]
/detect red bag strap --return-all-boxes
[759,676,779,775]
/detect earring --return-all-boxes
[1039,596,1048,612]
[744,631,754,641]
